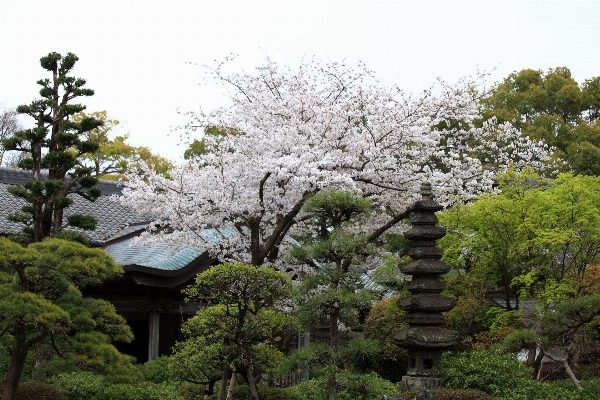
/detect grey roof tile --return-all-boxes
[0,167,151,244]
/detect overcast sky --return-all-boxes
[1,1,599,162]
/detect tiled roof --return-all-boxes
[105,240,205,271]
[102,227,239,272]
[0,167,151,245]
[0,167,222,278]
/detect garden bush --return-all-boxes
[210,384,300,400]
[442,350,532,396]
[138,355,174,383]
[402,388,496,400]
[14,380,65,400]
[179,383,206,400]
[288,371,399,400]
[50,372,184,400]
[442,350,600,399]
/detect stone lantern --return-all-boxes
[392,182,458,391]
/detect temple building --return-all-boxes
[0,167,220,362]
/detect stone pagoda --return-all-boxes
[393,182,458,391]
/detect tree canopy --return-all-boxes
[175,262,297,400]
[0,237,134,400]
[119,57,550,269]
[72,110,173,180]
[480,67,600,175]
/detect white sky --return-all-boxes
[1,1,599,163]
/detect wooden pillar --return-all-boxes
[148,306,160,361]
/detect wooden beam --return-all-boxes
[148,307,160,361]
[110,300,207,314]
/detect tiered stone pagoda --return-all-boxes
[393,182,458,391]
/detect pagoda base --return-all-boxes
[400,376,445,392]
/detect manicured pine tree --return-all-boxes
[2,52,103,243]
[289,190,380,399]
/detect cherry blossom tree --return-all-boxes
[119,57,550,268]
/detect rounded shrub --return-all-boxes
[50,372,184,400]
[138,355,175,384]
[289,371,399,400]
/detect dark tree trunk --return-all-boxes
[218,363,231,400]
[244,361,259,400]
[2,324,30,400]
[327,304,340,399]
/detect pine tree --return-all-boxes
[2,52,103,242]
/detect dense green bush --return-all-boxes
[442,350,532,396]
[138,355,174,384]
[403,388,496,400]
[179,383,206,400]
[14,381,65,400]
[288,371,399,400]
[50,372,184,400]
[210,384,300,400]
[442,350,599,399]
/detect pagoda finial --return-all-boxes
[420,181,433,200]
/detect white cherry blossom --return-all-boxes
[119,58,550,267]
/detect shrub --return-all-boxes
[14,381,65,400]
[138,355,174,383]
[49,372,184,400]
[289,371,399,400]
[441,350,532,396]
[441,350,599,400]
[215,384,300,400]
[179,384,207,400]
[402,388,497,400]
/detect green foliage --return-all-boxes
[175,262,297,396]
[402,389,497,400]
[138,356,175,384]
[49,372,184,400]
[442,350,533,396]
[183,126,237,161]
[500,329,540,352]
[71,111,173,180]
[208,384,300,400]
[439,169,600,310]
[441,350,600,399]
[13,381,65,400]
[361,295,407,381]
[481,67,600,175]
[2,52,104,242]
[0,237,134,394]
[288,371,399,400]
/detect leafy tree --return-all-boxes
[481,67,600,175]
[119,57,549,269]
[0,106,21,165]
[440,168,600,310]
[71,111,173,180]
[1,52,104,242]
[500,294,600,389]
[177,262,297,400]
[287,191,380,399]
[183,125,235,162]
[0,237,134,400]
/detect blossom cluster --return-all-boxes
[119,58,550,266]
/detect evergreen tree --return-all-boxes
[0,237,134,400]
[2,52,103,242]
[288,191,380,399]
